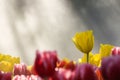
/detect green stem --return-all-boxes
[87,53,89,63]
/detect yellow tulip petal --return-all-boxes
[78,53,101,67]
[0,53,20,72]
[99,44,114,58]
[0,61,12,72]
[72,30,94,54]
[78,52,93,63]
[90,53,101,66]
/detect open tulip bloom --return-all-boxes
[0,30,120,80]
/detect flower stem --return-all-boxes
[87,53,89,63]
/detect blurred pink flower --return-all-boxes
[111,47,120,55]
[51,68,74,80]
[74,64,98,80]
[33,50,59,78]
[101,55,120,80]
[13,75,43,80]
[0,71,12,80]
[13,63,31,75]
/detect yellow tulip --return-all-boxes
[0,54,20,72]
[99,44,114,58]
[72,30,94,54]
[78,52,93,63]
[78,52,101,67]
[90,53,101,67]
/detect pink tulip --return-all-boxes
[74,64,98,80]
[51,68,74,80]
[111,47,120,55]
[0,71,12,80]
[101,55,120,80]
[13,75,43,80]
[13,63,29,75]
[33,50,59,78]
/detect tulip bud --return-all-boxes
[111,47,120,55]
[101,55,120,80]
[0,71,12,80]
[33,50,59,78]
[72,30,94,54]
[13,63,28,75]
[74,64,98,80]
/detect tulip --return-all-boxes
[0,54,20,72]
[0,71,12,80]
[12,75,43,80]
[72,30,94,54]
[74,64,98,80]
[52,68,74,80]
[101,55,120,80]
[111,47,120,55]
[72,30,94,63]
[33,50,59,78]
[99,44,113,58]
[13,63,31,75]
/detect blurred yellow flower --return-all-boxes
[90,53,101,67]
[72,30,94,54]
[99,44,114,58]
[78,44,114,66]
[78,52,101,66]
[0,54,20,72]
[78,52,93,63]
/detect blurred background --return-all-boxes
[0,0,120,65]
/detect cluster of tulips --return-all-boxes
[0,30,120,80]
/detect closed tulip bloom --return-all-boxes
[13,63,31,75]
[33,50,59,78]
[72,30,94,54]
[101,55,120,80]
[0,71,12,80]
[111,47,120,55]
[74,64,98,80]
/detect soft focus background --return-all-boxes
[0,0,120,65]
